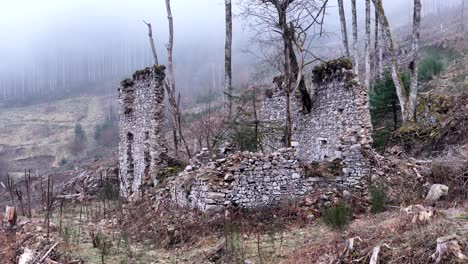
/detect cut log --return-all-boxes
[3,206,17,228]
[430,234,467,263]
[369,245,381,264]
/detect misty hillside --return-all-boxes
[0,1,467,264]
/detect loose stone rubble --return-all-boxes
[118,65,169,198]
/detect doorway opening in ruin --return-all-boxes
[126,132,135,180]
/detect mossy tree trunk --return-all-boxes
[373,0,421,125]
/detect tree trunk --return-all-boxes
[338,0,350,57]
[165,0,180,158]
[351,0,360,76]
[406,0,422,123]
[365,0,371,93]
[377,2,385,78]
[225,0,233,118]
[374,6,379,80]
[285,91,292,147]
[279,8,293,147]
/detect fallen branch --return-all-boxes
[33,242,59,264]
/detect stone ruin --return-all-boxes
[170,58,374,211]
[261,58,373,185]
[118,65,168,198]
[118,58,374,210]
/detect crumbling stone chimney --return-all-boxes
[261,58,373,185]
[118,65,168,198]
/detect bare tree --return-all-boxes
[365,0,371,91]
[351,0,360,76]
[374,0,422,124]
[238,0,328,146]
[225,0,233,117]
[164,0,191,159]
[337,0,350,57]
[143,21,159,65]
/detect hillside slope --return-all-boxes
[0,95,114,172]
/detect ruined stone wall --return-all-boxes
[118,66,168,198]
[260,59,373,185]
[171,148,359,211]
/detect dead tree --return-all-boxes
[225,0,233,117]
[337,0,350,57]
[6,174,15,205]
[15,187,26,217]
[164,0,191,159]
[351,0,360,76]
[24,170,32,219]
[143,21,159,65]
[43,174,55,243]
[373,0,422,124]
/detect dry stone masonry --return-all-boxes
[172,148,338,211]
[170,59,374,211]
[261,58,373,185]
[118,65,168,198]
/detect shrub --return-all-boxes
[369,184,386,213]
[69,123,87,155]
[59,158,68,166]
[95,116,118,148]
[418,46,457,81]
[322,204,352,230]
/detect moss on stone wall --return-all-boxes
[132,65,166,80]
[312,58,354,85]
[121,78,134,88]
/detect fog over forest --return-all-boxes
[0,0,441,105]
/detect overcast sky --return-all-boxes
[0,0,417,89]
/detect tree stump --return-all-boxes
[3,206,17,229]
